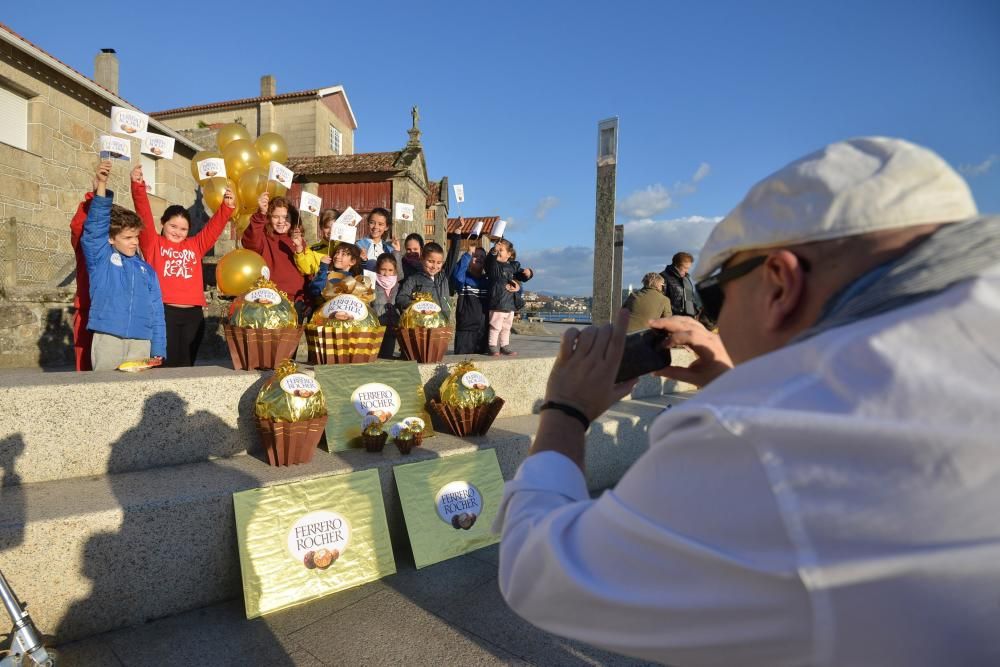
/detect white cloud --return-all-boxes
[618,162,712,219]
[692,162,711,183]
[960,154,998,177]
[514,215,722,297]
[617,184,673,219]
[534,195,560,220]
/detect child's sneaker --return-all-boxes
[500,346,518,356]
[488,346,501,357]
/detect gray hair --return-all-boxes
[642,272,664,289]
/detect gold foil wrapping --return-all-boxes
[311,276,382,332]
[254,360,328,422]
[229,277,298,329]
[440,362,496,408]
[400,292,449,329]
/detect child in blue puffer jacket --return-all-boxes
[82,159,166,370]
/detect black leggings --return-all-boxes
[164,305,206,367]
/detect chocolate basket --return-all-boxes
[361,431,388,453]
[304,325,385,365]
[254,415,327,466]
[428,397,505,437]
[396,326,453,363]
[224,324,303,371]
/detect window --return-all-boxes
[329,124,342,155]
[141,154,156,195]
[0,86,28,150]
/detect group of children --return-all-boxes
[241,193,534,358]
[71,159,533,371]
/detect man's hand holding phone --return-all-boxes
[648,316,733,388]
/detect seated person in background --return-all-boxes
[622,272,672,332]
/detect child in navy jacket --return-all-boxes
[82,160,166,370]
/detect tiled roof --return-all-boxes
[287,152,403,176]
[150,89,322,117]
[447,216,501,236]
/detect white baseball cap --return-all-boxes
[693,137,978,281]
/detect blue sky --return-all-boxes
[6,0,999,294]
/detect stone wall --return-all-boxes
[156,106,260,137]
[158,98,356,160]
[0,42,201,289]
[0,279,233,369]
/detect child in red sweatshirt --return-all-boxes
[69,188,96,371]
[132,165,235,366]
[242,192,307,317]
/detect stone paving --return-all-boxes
[53,543,657,667]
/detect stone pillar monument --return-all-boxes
[591,118,619,325]
[612,224,624,311]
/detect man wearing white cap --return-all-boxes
[495,137,1000,666]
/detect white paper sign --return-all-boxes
[197,158,226,180]
[334,206,363,230]
[99,135,131,161]
[268,161,294,187]
[394,202,415,222]
[330,223,358,244]
[492,219,507,238]
[453,184,465,203]
[469,220,484,239]
[141,132,175,159]
[110,106,149,139]
[300,191,322,216]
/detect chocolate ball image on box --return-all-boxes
[451,514,461,529]
[458,513,476,530]
[303,550,317,569]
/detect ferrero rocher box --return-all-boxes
[233,470,396,618]
[393,450,504,568]
[313,360,434,452]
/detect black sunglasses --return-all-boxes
[696,254,812,322]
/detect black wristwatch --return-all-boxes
[539,401,590,430]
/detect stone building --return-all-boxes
[286,115,449,247]
[0,23,203,368]
[151,76,357,159]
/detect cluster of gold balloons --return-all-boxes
[190,123,290,232]
[196,123,291,296]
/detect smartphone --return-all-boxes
[615,328,671,383]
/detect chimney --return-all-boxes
[261,75,276,98]
[94,48,119,95]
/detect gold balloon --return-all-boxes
[233,211,252,238]
[190,149,222,182]
[216,249,267,297]
[202,177,238,213]
[238,167,269,211]
[266,179,289,198]
[223,139,262,184]
[215,123,251,152]
[255,132,288,165]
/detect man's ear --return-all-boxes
[761,250,808,331]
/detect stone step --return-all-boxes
[0,353,695,486]
[0,394,690,643]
